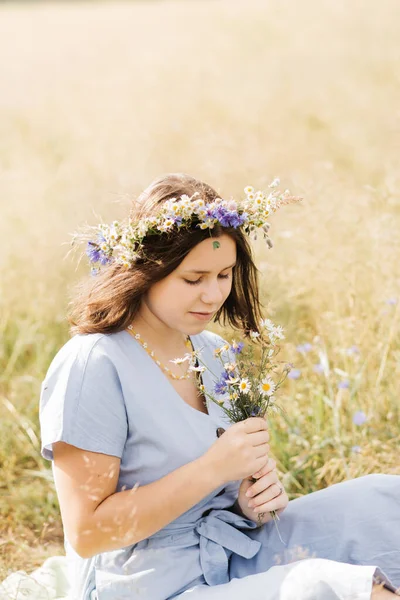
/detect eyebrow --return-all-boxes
[182,262,236,275]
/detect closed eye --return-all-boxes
[184,274,231,286]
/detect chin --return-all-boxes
[185,323,209,335]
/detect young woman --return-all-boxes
[39,173,399,600]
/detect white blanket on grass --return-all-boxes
[0,556,70,600]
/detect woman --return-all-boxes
[39,173,399,599]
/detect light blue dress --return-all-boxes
[39,330,400,600]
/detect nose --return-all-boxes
[200,278,225,306]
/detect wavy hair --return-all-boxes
[67,173,263,336]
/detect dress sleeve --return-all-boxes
[39,335,128,461]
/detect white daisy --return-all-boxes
[259,377,275,396]
[170,356,190,365]
[189,365,206,373]
[238,378,251,393]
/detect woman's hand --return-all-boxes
[204,418,270,485]
[236,457,289,525]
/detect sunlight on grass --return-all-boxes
[0,0,399,576]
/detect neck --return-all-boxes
[130,314,188,352]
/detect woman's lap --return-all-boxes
[177,560,379,600]
[229,474,400,588]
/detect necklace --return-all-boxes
[127,325,193,381]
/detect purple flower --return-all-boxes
[338,379,350,389]
[90,267,100,277]
[86,239,113,266]
[230,342,244,355]
[351,445,362,453]
[288,368,301,380]
[313,363,324,374]
[386,297,398,305]
[215,371,230,395]
[296,343,313,353]
[250,406,261,417]
[352,411,367,426]
[86,241,101,263]
[214,381,228,395]
[346,345,360,356]
[211,206,247,229]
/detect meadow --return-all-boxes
[0,0,399,579]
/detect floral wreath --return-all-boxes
[70,178,302,275]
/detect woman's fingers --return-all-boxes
[248,482,288,513]
[252,457,276,480]
[252,490,288,515]
[248,475,286,510]
[247,462,278,497]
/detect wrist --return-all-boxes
[197,453,225,489]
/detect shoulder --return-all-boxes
[43,332,127,384]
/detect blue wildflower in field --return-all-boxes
[353,411,367,426]
[288,368,301,380]
[296,343,313,353]
[351,445,362,453]
[338,380,350,389]
[386,297,398,305]
[313,363,324,374]
[346,345,360,356]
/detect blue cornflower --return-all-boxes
[351,445,362,453]
[99,254,113,265]
[214,380,228,395]
[346,345,360,356]
[230,342,244,355]
[338,379,350,389]
[352,411,367,426]
[288,368,301,380]
[86,241,101,263]
[211,206,246,229]
[313,363,324,374]
[86,237,113,266]
[250,406,261,417]
[386,297,398,305]
[296,343,313,353]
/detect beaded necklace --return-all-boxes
[127,325,193,381]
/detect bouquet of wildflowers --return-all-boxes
[193,319,291,534]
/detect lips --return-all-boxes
[190,311,215,321]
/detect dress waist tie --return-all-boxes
[149,508,262,586]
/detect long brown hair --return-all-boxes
[67,173,263,336]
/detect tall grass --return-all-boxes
[0,0,399,577]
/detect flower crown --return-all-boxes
[71,178,301,275]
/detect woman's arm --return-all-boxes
[53,441,222,559]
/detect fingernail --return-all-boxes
[245,490,251,497]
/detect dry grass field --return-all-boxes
[0,0,399,581]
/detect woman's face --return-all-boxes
[141,234,237,335]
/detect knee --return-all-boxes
[358,473,396,486]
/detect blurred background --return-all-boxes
[0,0,399,578]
